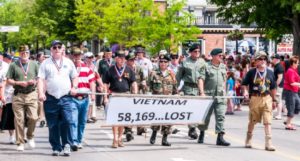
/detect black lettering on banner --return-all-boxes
[117,112,193,123]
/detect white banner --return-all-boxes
[0,26,19,32]
[105,94,213,126]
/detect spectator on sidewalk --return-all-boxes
[6,45,39,151]
[38,40,78,156]
[283,56,300,130]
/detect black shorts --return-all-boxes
[284,90,300,117]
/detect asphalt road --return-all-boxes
[0,106,300,161]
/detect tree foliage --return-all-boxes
[75,0,201,54]
[210,0,300,55]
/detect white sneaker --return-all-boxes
[52,150,60,156]
[78,143,83,149]
[63,144,71,156]
[27,139,35,149]
[16,144,24,151]
[9,136,15,144]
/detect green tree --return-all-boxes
[210,0,300,55]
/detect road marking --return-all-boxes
[171,158,195,161]
[205,130,300,161]
[100,130,114,139]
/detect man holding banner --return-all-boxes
[176,44,206,140]
[103,51,138,148]
[148,55,177,146]
[198,48,230,146]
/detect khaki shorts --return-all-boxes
[249,95,273,124]
[276,87,283,105]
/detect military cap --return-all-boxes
[115,50,126,57]
[19,45,29,52]
[126,52,135,60]
[189,44,201,52]
[51,40,62,47]
[255,51,267,59]
[159,54,170,61]
[170,53,179,59]
[71,47,82,55]
[104,47,112,53]
[3,53,13,60]
[135,47,145,54]
[210,48,223,56]
[271,54,280,59]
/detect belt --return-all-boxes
[250,93,270,97]
[75,95,88,100]
[184,82,198,88]
[16,89,36,94]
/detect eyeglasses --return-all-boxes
[52,46,62,50]
[159,61,168,63]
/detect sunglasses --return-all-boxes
[52,46,62,50]
[159,61,168,63]
[257,58,267,61]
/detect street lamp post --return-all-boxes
[233,25,241,54]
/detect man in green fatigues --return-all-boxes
[198,48,230,146]
[148,55,177,146]
[176,44,206,139]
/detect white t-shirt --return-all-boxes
[135,58,153,77]
[38,57,78,99]
[0,61,14,104]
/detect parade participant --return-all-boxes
[6,45,39,151]
[198,48,230,146]
[84,52,101,123]
[96,47,114,109]
[70,48,95,150]
[271,54,284,120]
[283,56,300,130]
[102,51,137,148]
[36,51,46,127]
[38,40,78,156]
[134,47,152,92]
[0,57,15,144]
[125,52,149,140]
[242,51,277,151]
[176,44,206,140]
[148,55,177,146]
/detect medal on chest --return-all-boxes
[114,65,126,82]
[19,61,30,79]
[52,57,63,75]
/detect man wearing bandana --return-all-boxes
[242,51,277,151]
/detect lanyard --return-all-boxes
[51,57,63,73]
[19,61,30,79]
[114,65,126,82]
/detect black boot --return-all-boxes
[150,131,157,144]
[162,134,171,146]
[216,132,230,146]
[188,128,198,140]
[137,127,147,135]
[198,131,205,143]
[126,132,134,142]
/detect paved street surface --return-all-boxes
[1,106,300,161]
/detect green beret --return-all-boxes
[159,55,170,61]
[210,48,223,56]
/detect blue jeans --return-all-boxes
[71,97,89,145]
[44,94,77,151]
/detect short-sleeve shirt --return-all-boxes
[6,60,39,93]
[242,68,276,95]
[283,67,300,93]
[273,62,284,88]
[98,58,115,77]
[76,62,95,95]
[38,57,78,99]
[0,61,14,103]
[227,78,235,91]
[102,65,136,93]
